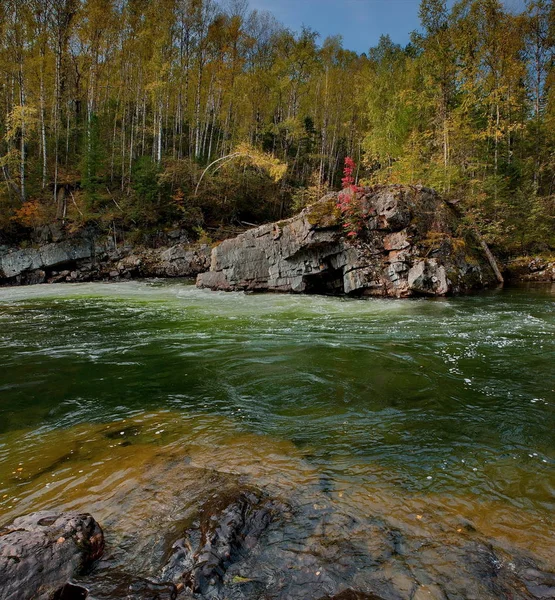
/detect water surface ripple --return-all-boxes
[0,281,554,581]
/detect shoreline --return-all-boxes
[1,239,553,292]
[1,271,554,292]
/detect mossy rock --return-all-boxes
[305,196,341,228]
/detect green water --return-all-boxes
[0,281,554,571]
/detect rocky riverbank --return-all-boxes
[0,236,211,286]
[503,256,555,284]
[1,186,553,293]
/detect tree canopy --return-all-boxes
[0,0,553,254]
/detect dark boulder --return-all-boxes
[0,511,104,600]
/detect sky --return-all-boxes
[247,0,528,55]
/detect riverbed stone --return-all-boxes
[320,592,387,600]
[20,269,47,285]
[412,584,447,600]
[197,185,499,297]
[76,572,179,600]
[0,511,104,600]
[161,489,282,595]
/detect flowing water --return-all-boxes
[0,281,554,597]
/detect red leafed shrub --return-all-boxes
[337,157,364,238]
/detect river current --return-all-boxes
[0,281,553,597]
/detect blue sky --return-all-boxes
[247,0,528,55]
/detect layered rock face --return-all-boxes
[197,185,498,297]
[0,240,94,284]
[0,239,210,285]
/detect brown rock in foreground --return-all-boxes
[0,512,103,600]
[197,185,499,297]
[1,498,554,600]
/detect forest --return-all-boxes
[0,0,553,256]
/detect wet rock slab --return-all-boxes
[161,489,284,595]
[75,573,178,600]
[86,486,555,600]
[2,494,555,600]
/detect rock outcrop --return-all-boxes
[197,185,500,297]
[112,244,211,280]
[0,511,104,600]
[0,239,211,286]
[504,256,555,283]
[0,239,95,284]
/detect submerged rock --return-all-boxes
[1,416,552,600]
[2,496,555,600]
[162,489,281,595]
[197,185,500,297]
[320,592,387,600]
[0,511,104,600]
[76,572,178,600]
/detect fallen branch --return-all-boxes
[69,191,84,217]
[473,228,504,284]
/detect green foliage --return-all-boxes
[132,157,160,205]
[0,0,552,255]
[195,160,284,225]
[362,0,555,254]
[81,114,106,210]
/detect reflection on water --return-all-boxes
[0,281,554,593]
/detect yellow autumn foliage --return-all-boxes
[234,143,287,182]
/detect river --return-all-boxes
[0,281,553,599]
